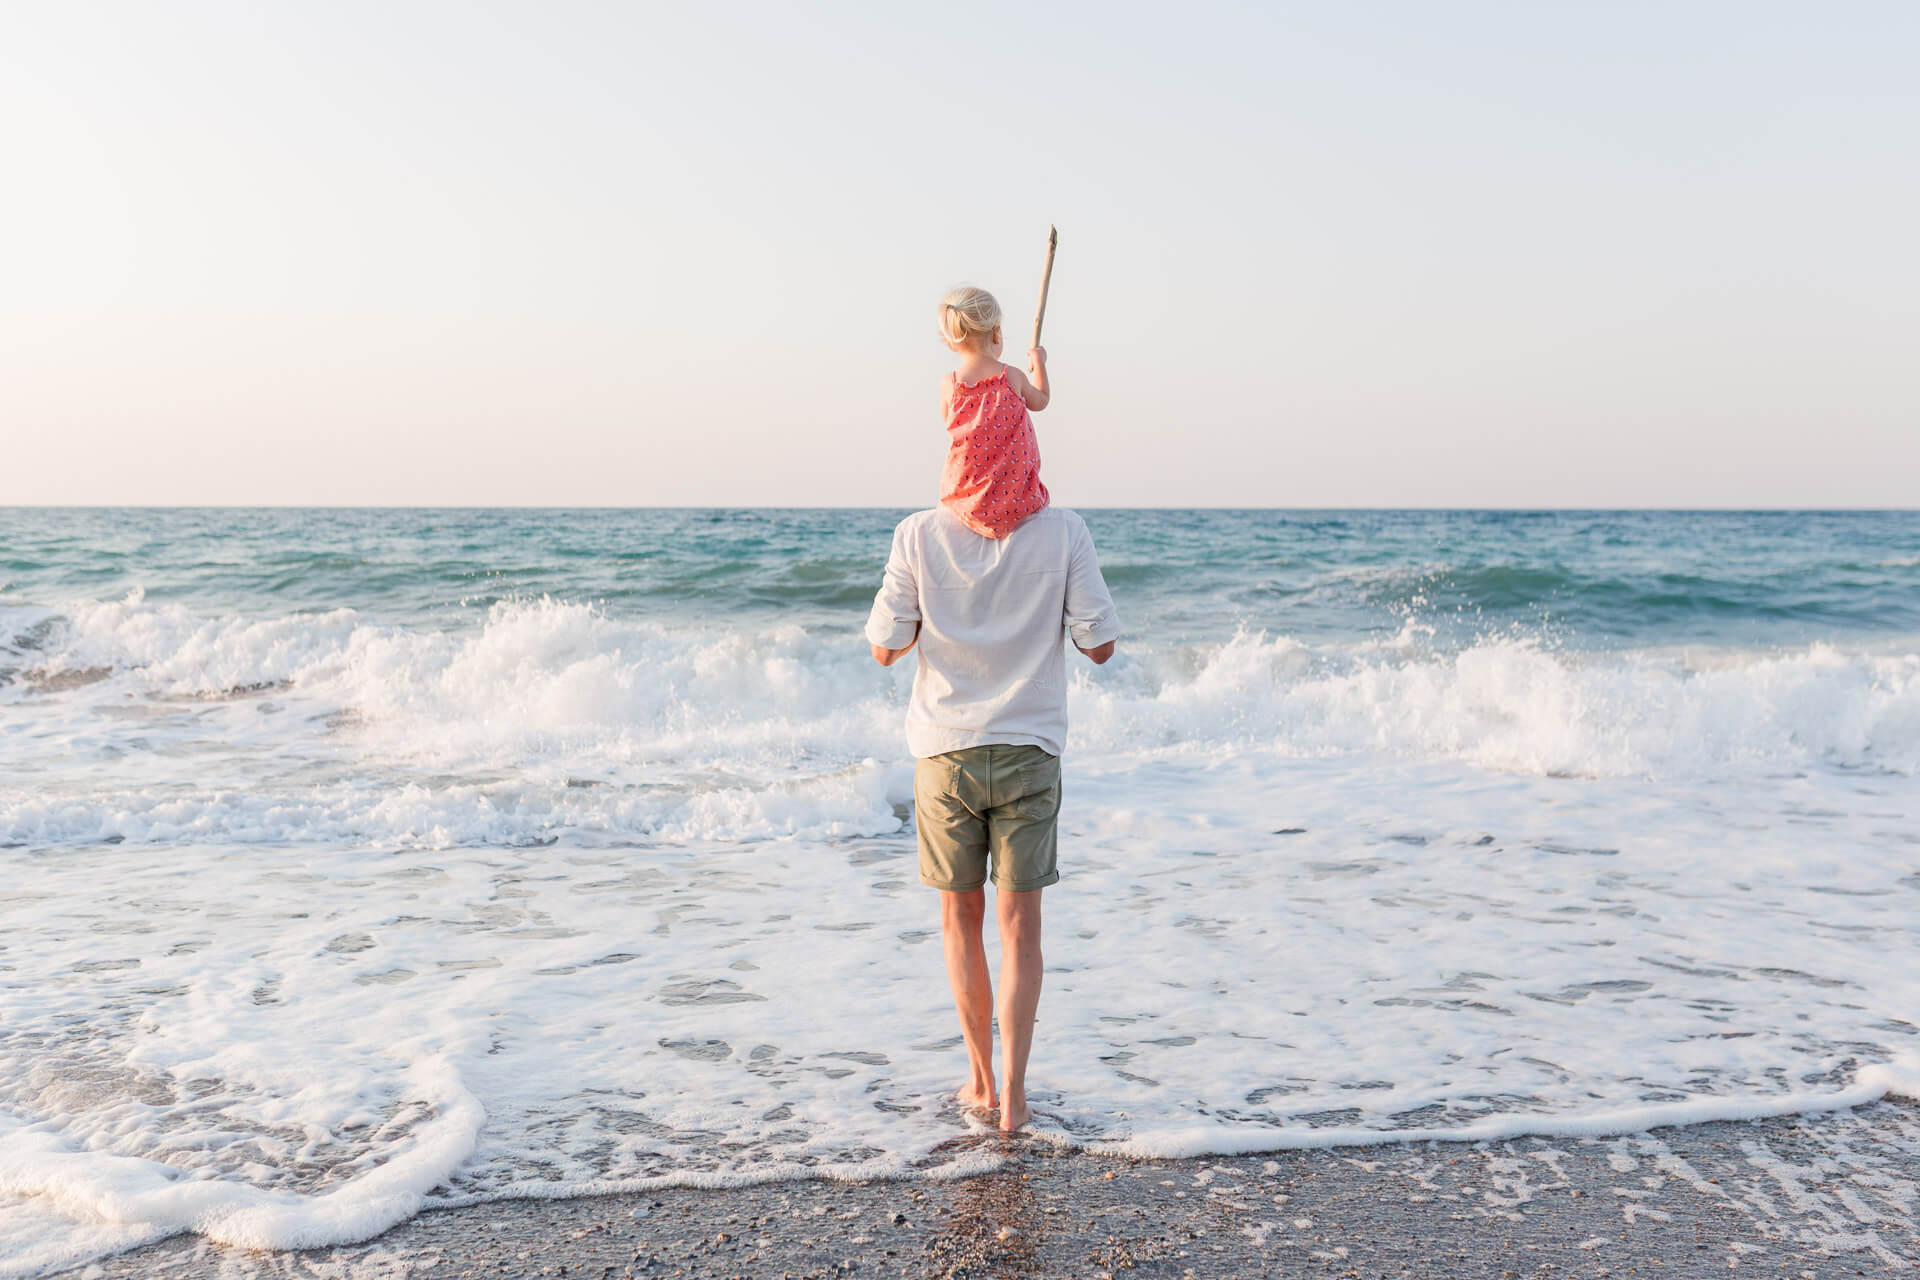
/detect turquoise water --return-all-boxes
[4,507,1917,647]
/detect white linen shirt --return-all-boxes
[864,506,1121,758]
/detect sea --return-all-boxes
[2,507,1916,1274]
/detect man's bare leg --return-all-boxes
[940,888,997,1111]
[994,887,1044,1132]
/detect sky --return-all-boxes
[3,1,1916,508]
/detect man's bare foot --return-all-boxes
[957,1082,998,1112]
[998,1096,1032,1133]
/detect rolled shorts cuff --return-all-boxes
[918,869,1060,893]
[919,873,986,892]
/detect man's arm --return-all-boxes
[872,622,920,666]
[865,522,922,665]
[1063,515,1120,662]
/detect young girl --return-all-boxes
[937,286,1051,539]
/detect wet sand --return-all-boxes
[51,1100,1919,1278]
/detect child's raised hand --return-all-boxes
[1023,347,1051,409]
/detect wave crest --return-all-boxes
[1080,629,1919,776]
[6,594,1916,846]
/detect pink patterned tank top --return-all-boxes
[939,365,1049,540]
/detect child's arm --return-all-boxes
[1011,347,1050,412]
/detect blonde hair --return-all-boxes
[938,286,1002,348]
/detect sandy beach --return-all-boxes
[48,1100,1918,1279]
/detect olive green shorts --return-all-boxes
[913,743,1062,892]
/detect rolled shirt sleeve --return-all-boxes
[1064,517,1121,650]
[864,522,922,649]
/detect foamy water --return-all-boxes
[2,508,1917,1277]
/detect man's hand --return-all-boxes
[871,623,920,666]
[1077,639,1115,665]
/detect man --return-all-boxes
[865,504,1120,1132]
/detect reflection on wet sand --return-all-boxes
[924,1135,1045,1277]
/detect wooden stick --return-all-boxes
[1031,225,1058,350]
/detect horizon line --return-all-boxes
[3,504,1917,515]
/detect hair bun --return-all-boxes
[937,286,1002,346]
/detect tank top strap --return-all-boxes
[951,365,1008,394]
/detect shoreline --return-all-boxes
[45,1098,1920,1279]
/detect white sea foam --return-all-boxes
[3,593,1918,1275]
[5,595,1917,812]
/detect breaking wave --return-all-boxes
[3,594,1916,848]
